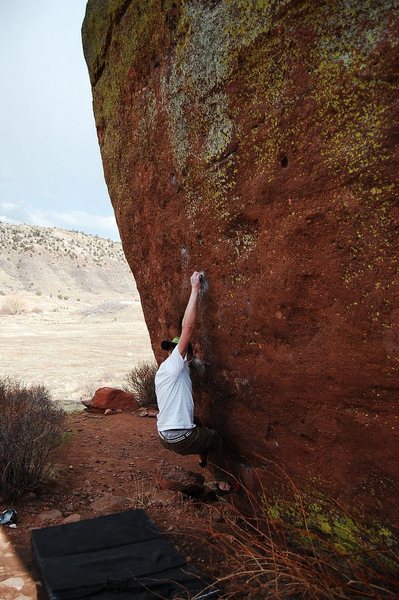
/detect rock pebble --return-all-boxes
[137,407,158,417]
[157,466,205,496]
[89,494,128,513]
[62,514,81,524]
[149,490,178,507]
[37,509,62,522]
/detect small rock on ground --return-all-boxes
[62,514,81,524]
[37,509,62,522]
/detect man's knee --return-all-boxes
[204,427,223,452]
[214,431,223,450]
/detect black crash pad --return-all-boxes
[31,509,219,599]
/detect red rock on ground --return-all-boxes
[147,408,159,418]
[157,465,205,496]
[137,407,159,417]
[88,387,138,411]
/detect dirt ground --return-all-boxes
[0,410,239,600]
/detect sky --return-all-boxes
[0,1,120,240]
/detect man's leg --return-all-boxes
[159,427,238,493]
[193,417,218,467]
[159,425,222,456]
[198,453,207,468]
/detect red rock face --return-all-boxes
[83,1,399,525]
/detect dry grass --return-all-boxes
[206,508,398,598]
[177,462,399,599]
[126,474,153,510]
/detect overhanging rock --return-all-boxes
[82,1,399,525]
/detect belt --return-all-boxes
[159,429,195,443]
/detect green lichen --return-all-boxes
[203,93,234,163]
[160,0,239,232]
[311,51,389,183]
[161,1,233,171]
[266,496,398,558]
[225,0,292,49]
[141,89,157,130]
[160,0,302,234]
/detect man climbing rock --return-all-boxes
[155,271,222,470]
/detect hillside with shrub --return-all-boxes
[0,222,137,302]
[0,222,153,409]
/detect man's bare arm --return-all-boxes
[177,271,201,357]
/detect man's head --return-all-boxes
[161,336,193,360]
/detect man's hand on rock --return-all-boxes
[190,271,201,292]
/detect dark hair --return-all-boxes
[161,340,193,356]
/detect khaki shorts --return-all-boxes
[159,425,222,455]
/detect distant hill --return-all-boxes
[0,222,138,300]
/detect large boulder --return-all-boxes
[82,1,399,525]
[87,387,138,411]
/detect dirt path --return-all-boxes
[0,411,233,599]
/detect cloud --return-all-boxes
[0,2,116,240]
[0,215,20,225]
[1,201,20,211]
[0,200,119,240]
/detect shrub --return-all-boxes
[0,378,66,501]
[124,362,158,408]
[0,295,27,315]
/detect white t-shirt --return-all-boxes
[155,346,195,433]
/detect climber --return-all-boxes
[155,271,239,494]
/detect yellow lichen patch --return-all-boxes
[266,496,397,558]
